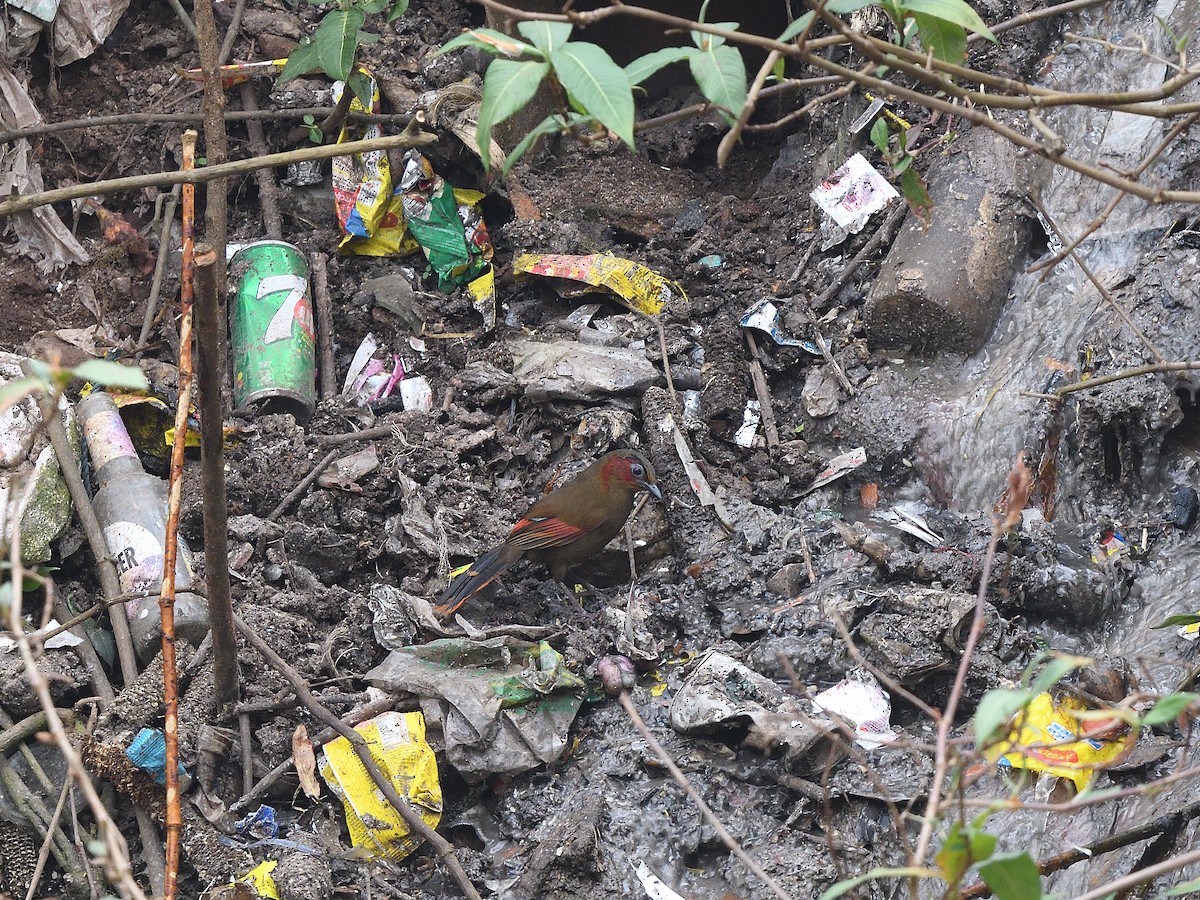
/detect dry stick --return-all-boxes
[717,49,781,168]
[25,775,71,900]
[1072,844,1200,900]
[138,185,181,352]
[1053,361,1200,396]
[159,162,201,900]
[0,130,435,218]
[617,691,794,900]
[811,200,908,311]
[6,520,147,899]
[318,422,400,447]
[232,614,484,900]
[231,694,393,814]
[744,330,781,454]
[311,252,338,400]
[217,0,246,65]
[1033,197,1168,365]
[960,797,1200,899]
[194,245,240,716]
[239,82,283,240]
[0,108,415,145]
[268,448,341,522]
[1029,111,1200,274]
[161,0,195,36]
[0,751,80,884]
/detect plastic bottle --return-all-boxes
[77,391,209,659]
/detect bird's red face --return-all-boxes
[603,451,662,499]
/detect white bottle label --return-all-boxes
[104,521,191,614]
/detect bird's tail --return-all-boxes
[434,543,522,616]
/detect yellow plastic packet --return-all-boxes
[235,860,279,899]
[986,692,1132,792]
[513,252,686,315]
[319,711,441,860]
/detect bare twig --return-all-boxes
[618,691,794,900]
[311,252,338,401]
[137,185,181,352]
[744,330,781,453]
[268,448,342,521]
[1052,361,1200,397]
[718,50,781,168]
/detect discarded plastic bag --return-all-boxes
[365,636,585,782]
[513,252,686,316]
[985,692,1133,792]
[812,670,897,750]
[319,711,441,861]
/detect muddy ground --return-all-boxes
[3,0,1200,898]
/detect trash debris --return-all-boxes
[125,728,187,785]
[740,298,820,354]
[635,861,687,900]
[316,445,379,492]
[235,805,279,840]
[670,651,841,773]
[513,252,686,315]
[319,711,441,861]
[800,446,866,496]
[985,692,1133,792]
[661,413,734,530]
[366,637,586,782]
[801,366,840,418]
[178,58,287,87]
[229,240,318,421]
[77,391,208,660]
[1173,486,1198,531]
[80,198,155,274]
[0,353,74,565]
[597,655,638,695]
[874,502,944,547]
[0,66,89,271]
[698,254,723,268]
[1092,528,1129,564]
[510,337,660,402]
[236,860,280,900]
[812,670,897,750]
[734,399,761,447]
[811,152,898,230]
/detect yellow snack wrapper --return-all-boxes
[986,692,1132,792]
[235,860,279,900]
[467,267,496,329]
[319,711,441,860]
[513,252,686,315]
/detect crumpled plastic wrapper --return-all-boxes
[0,66,89,271]
[366,636,585,782]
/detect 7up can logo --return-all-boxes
[230,241,318,420]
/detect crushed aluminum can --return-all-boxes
[230,240,317,421]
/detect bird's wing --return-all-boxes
[505,514,598,551]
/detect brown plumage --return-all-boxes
[435,450,661,616]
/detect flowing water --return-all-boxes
[901,0,1200,889]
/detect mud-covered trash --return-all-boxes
[513,252,686,315]
[1173,486,1199,531]
[811,152,897,232]
[852,587,987,685]
[235,805,279,840]
[510,337,660,403]
[635,861,686,900]
[605,589,662,664]
[235,860,280,899]
[874,502,944,547]
[801,366,840,418]
[597,655,637,695]
[316,445,378,492]
[0,353,75,565]
[800,446,866,496]
[365,637,585,782]
[740,298,820,353]
[811,670,896,749]
[734,399,761,447]
[670,651,841,773]
[661,412,734,530]
[984,692,1133,792]
[319,711,441,860]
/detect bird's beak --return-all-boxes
[644,481,663,501]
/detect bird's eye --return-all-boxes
[630,463,645,478]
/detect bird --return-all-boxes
[435,449,662,616]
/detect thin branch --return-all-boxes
[1052,361,1200,397]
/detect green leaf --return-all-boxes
[901,0,996,40]
[978,852,1042,900]
[1167,876,1200,896]
[550,42,635,147]
[778,0,877,41]
[278,37,321,84]
[1141,692,1199,727]
[74,360,149,390]
[360,0,391,12]
[1151,613,1200,628]
[477,59,550,165]
[346,69,374,110]
[688,42,747,124]
[625,46,695,86]
[0,376,40,415]
[819,866,940,900]
[937,822,997,884]
[913,11,967,62]
[502,113,573,174]
[973,687,1032,746]
[387,0,410,22]
[438,28,541,59]
[313,7,366,81]
[692,22,739,51]
[870,117,890,154]
[517,20,572,54]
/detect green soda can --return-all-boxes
[229,240,317,420]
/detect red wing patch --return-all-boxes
[506,515,592,550]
